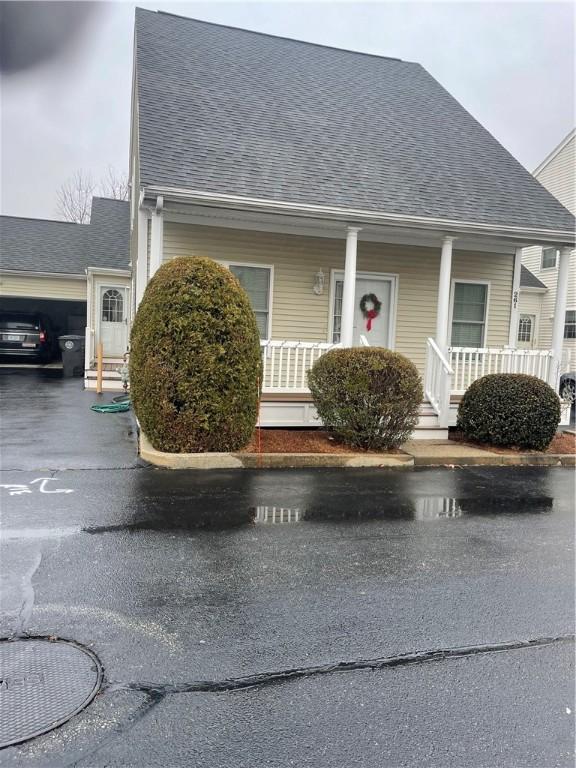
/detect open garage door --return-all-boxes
[0,297,87,363]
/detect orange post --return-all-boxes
[96,342,104,395]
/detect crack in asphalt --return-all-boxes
[12,551,42,639]
[109,633,575,696]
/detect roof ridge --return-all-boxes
[0,214,86,226]
[141,8,405,64]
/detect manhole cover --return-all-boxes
[0,638,103,748]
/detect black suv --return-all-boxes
[0,311,57,363]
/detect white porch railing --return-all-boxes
[260,340,339,393]
[449,347,555,394]
[84,327,94,373]
[425,338,454,427]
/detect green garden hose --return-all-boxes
[90,394,131,414]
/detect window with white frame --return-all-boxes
[332,280,344,343]
[450,282,488,347]
[517,314,534,343]
[541,247,558,269]
[564,310,576,340]
[229,264,271,339]
[102,289,124,322]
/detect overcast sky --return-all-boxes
[1,1,574,220]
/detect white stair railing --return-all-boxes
[425,337,454,427]
[84,327,94,374]
[449,347,555,394]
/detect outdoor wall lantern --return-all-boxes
[313,269,325,295]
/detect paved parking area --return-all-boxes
[0,371,574,766]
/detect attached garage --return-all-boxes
[0,273,87,340]
[0,198,130,378]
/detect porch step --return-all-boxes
[84,368,125,392]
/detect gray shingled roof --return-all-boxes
[136,9,575,234]
[520,264,547,290]
[0,198,129,275]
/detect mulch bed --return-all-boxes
[449,430,576,455]
[243,429,398,454]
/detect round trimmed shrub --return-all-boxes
[456,373,560,450]
[130,256,262,453]
[307,347,422,450]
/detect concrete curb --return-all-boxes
[411,453,574,467]
[139,434,413,470]
[140,434,574,470]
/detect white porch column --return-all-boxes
[549,245,571,385]
[341,226,361,347]
[149,196,164,280]
[435,235,454,351]
[508,247,523,348]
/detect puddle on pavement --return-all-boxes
[251,496,554,525]
[77,496,553,535]
[254,506,302,524]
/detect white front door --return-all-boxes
[517,314,536,349]
[332,273,395,347]
[99,286,128,356]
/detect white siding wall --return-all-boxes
[521,134,576,358]
[0,274,87,301]
[163,222,514,376]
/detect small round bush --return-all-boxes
[307,347,422,450]
[130,256,262,453]
[456,373,560,451]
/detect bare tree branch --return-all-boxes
[56,167,129,223]
[99,165,129,201]
[56,170,96,223]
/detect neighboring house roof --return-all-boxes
[520,264,547,290]
[135,9,575,235]
[0,198,130,275]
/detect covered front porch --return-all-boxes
[137,195,573,436]
[250,228,571,435]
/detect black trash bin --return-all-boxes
[58,334,85,378]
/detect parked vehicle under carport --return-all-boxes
[0,311,58,363]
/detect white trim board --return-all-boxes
[145,185,575,245]
[162,207,520,255]
[0,269,85,280]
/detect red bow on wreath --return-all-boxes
[359,293,382,332]
[365,309,378,331]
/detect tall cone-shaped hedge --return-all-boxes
[130,256,262,452]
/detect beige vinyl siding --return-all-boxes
[0,274,87,301]
[536,134,575,215]
[521,136,576,355]
[163,222,514,375]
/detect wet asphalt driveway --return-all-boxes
[0,371,574,767]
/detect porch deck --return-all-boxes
[259,338,561,435]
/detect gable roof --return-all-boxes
[0,198,129,275]
[135,9,575,236]
[520,264,546,290]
